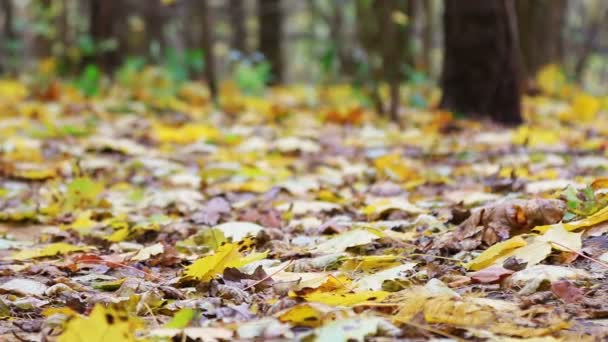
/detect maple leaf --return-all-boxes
[182,243,267,281]
[58,304,143,342]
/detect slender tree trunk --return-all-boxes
[90,0,118,72]
[144,0,166,60]
[440,0,522,125]
[383,0,408,121]
[574,7,608,81]
[2,0,15,40]
[422,0,436,76]
[330,0,356,77]
[356,0,408,121]
[1,0,15,73]
[230,0,247,55]
[201,0,218,101]
[516,0,566,81]
[258,0,283,84]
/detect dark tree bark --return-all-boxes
[201,0,218,101]
[516,0,566,80]
[258,0,283,84]
[90,0,119,72]
[2,0,15,40]
[143,0,167,59]
[440,0,523,125]
[1,0,15,73]
[421,0,436,76]
[230,0,247,54]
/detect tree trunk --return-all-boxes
[2,0,15,40]
[383,0,408,121]
[422,0,436,76]
[90,0,119,72]
[516,0,566,80]
[258,0,283,84]
[574,6,608,81]
[201,0,218,101]
[143,0,166,60]
[440,0,522,125]
[230,0,247,55]
[1,0,15,73]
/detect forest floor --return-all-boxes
[1,75,608,341]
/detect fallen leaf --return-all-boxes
[315,317,385,342]
[353,263,416,290]
[469,266,514,283]
[10,242,91,260]
[312,229,381,254]
[215,221,264,242]
[131,243,164,261]
[182,243,267,281]
[0,278,48,296]
[551,280,584,304]
[58,304,142,342]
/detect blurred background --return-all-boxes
[0,1,607,106]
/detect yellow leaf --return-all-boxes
[183,243,267,281]
[11,242,91,260]
[0,80,28,103]
[58,304,142,342]
[393,289,430,322]
[64,210,98,232]
[512,126,560,147]
[494,239,552,268]
[65,177,104,210]
[277,303,332,328]
[311,229,380,254]
[535,205,608,233]
[537,224,582,252]
[536,64,566,96]
[362,198,424,216]
[465,236,527,271]
[303,290,389,306]
[340,255,400,272]
[423,297,494,326]
[373,154,420,182]
[571,92,600,122]
[10,164,57,180]
[153,123,219,144]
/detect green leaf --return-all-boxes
[164,308,197,329]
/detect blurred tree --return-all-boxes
[1,0,15,73]
[421,0,437,76]
[258,0,283,84]
[200,0,217,101]
[440,0,522,125]
[90,0,119,72]
[143,0,167,59]
[2,0,15,40]
[574,4,608,81]
[357,0,409,121]
[516,0,566,84]
[230,0,247,55]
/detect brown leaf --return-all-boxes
[551,280,584,304]
[469,266,514,283]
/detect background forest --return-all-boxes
[1,0,608,114]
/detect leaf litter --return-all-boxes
[1,75,608,340]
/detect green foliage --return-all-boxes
[74,64,101,97]
[164,48,204,83]
[564,185,606,218]
[233,60,271,95]
[115,57,146,86]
